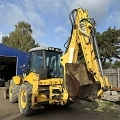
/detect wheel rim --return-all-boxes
[9,85,12,97]
[20,89,27,109]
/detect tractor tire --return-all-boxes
[9,79,20,103]
[18,82,35,116]
[3,81,9,99]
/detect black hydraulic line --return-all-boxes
[64,9,77,54]
[64,37,71,53]
[87,18,104,77]
[79,18,104,77]
[91,27,104,77]
[69,9,77,29]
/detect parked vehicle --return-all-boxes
[0,78,5,87]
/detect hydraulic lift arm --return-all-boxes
[60,8,111,98]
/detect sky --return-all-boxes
[0,0,120,50]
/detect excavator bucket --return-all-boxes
[65,63,101,101]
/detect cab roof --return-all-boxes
[29,46,48,52]
[29,46,63,53]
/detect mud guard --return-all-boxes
[12,76,21,85]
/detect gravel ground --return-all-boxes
[0,87,120,120]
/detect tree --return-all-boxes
[97,27,120,66]
[112,60,120,68]
[2,21,39,52]
[78,27,120,68]
[102,62,111,69]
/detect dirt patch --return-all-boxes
[78,99,120,118]
[0,87,120,120]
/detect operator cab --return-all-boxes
[24,46,63,79]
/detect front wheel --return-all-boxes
[18,82,35,116]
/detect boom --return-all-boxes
[60,8,111,97]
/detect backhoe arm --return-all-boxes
[60,8,111,97]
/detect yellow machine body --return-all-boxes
[15,72,68,107]
[25,73,68,106]
[12,8,111,107]
[7,7,116,116]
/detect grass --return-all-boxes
[78,99,120,117]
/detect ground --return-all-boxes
[0,87,120,120]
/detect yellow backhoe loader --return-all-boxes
[4,7,120,116]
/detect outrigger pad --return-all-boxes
[65,63,100,101]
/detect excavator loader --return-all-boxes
[4,7,120,116]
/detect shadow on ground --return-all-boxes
[13,100,120,120]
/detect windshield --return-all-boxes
[27,51,43,73]
[45,51,63,78]
[24,50,63,78]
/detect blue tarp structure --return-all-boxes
[0,43,27,75]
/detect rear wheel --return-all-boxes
[9,79,20,103]
[18,82,35,116]
[3,82,9,99]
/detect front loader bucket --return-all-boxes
[65,63,101,101]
